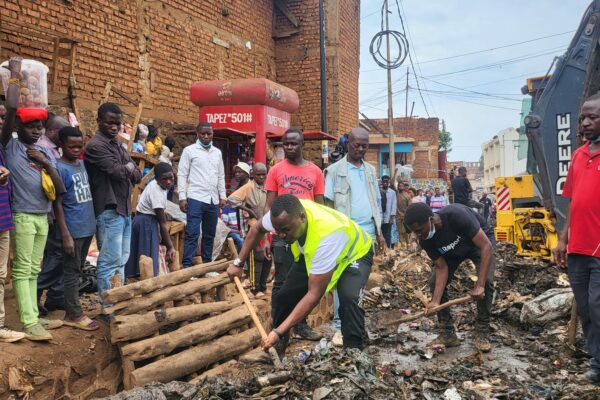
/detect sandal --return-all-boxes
[63,316,100,331]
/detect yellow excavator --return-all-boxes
[494,0,600,261]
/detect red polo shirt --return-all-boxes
[562,142,600,257]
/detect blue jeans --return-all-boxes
[96,210,131,312]
[228,232,243,252]
[183,199,218,266]
[333,290,341,330]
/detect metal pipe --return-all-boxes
[319,0,328,133]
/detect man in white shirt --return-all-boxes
[178,122,226,266]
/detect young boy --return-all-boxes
[1,57,65,341]
[126,162,177,278]
[54,127,99,330]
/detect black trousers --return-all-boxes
[63,236,93,319]
[381,223,392,248]
[272,250,373,348]
[251,252,271,294]
[567,254,600,370]
[37,222,64,307]
[272,235,309,328]
[429,249,495,334]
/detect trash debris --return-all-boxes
[8,367,33,398]
[520,288,574,325]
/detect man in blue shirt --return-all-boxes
[325,127,385,344]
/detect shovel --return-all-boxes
[386,294,474,326]
[227,238,283,369]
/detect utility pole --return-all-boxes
[405,67,409,118]
[385,0,395,182]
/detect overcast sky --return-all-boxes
[359,0,591,161]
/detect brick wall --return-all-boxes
[1,0,358,143]
[362,117,440,178]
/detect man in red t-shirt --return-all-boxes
[554,94,600,384]
[264,127,325,341]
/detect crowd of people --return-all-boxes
[0,54,597,384]
[0,54,495,349]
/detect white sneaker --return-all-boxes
[332,330,343,347]
[0,326,26,343]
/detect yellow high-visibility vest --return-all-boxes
[290,200,372,293]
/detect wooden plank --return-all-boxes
[128,103,144,152]
[50,38,61,93]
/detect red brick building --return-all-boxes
[0,0,359,157]
[360,117,440,179]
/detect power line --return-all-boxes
[360,29,572,73]
[417,30,574,65]
[420,77,523,102]
[394,0,430,117]
[427,46,565,78]
[427,92,522,111]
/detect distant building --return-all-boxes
[481,128,527,192]
[359,117,440,179]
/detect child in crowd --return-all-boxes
[132,124,148,154]
[1,57,65,341]
[126,162,177,277]
[145,125,162,157]
[222,203,243,252]
[53,127,99,331]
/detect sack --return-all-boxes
[40,168,56,201]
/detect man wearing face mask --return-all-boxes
[178,122,226,266]
[404,202,495,352]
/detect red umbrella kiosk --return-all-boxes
[189,78,335,174]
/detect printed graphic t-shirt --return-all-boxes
[420,204,492,262]
[264,159,325,200]
[57,160,96,238]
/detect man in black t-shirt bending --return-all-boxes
[405,202,495,352]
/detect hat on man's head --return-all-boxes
[234,162,251,176]
[16,108,48,124]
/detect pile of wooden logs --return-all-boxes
[103,256,269,389]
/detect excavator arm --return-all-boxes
[524,0,600,231]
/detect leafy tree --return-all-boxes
[439,119,452,153]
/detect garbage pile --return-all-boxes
[101,248,600,399]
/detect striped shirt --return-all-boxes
[0,152,14,232]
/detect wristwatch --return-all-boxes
[232,258,243,268]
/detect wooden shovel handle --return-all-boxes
[392,295,474,324]
[228,238,283,368]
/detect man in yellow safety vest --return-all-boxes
[227,194,373,355]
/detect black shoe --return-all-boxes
[578,369,600,384]
[37,303,48,317]
[44,302,65,312]
[274,332,289,358]
[293,323,322,341]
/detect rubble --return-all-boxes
[99,247,600,399]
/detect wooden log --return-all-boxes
[105,274,230,315]
[131,328,260,387]
[189,360,237,383]
[110,299,244,343]
[390,295,473,325]
[121,303,262,361]
[170,251,181,272]
[139,255,154,281]
[102,259,229,304]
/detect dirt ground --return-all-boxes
[0,289,120,400]
[3,248,600,399]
